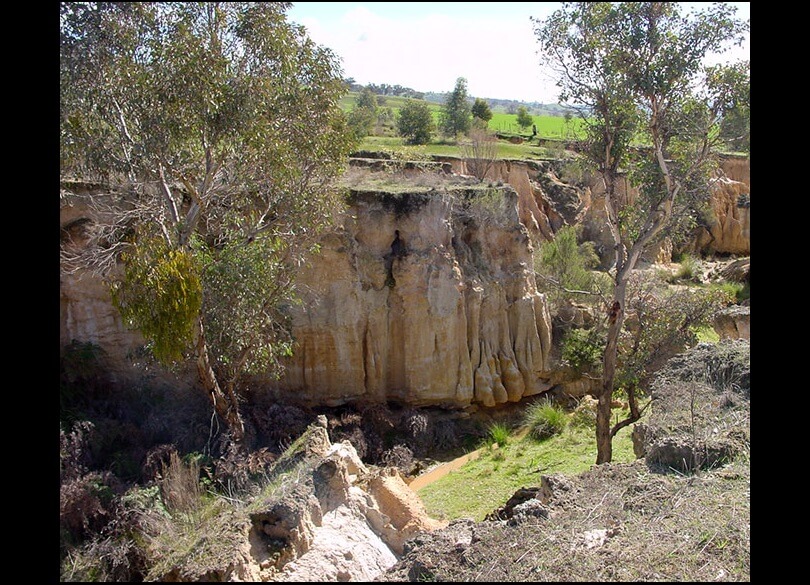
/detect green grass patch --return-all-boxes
[524,399,568,440]
[693,324,720,343]
[417,416,636,521]
[705,280,748,304]
[485,422,512,448]
[488,111,585,139]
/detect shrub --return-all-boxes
[485,423,511,448]
[672,253,702,282]
[60,471,119,543]
[250,402,311,450]
[461,127,498,181]
[397,99,434,145]
[380,444,415,475]
[432,419,461,452]
[524,399,568,441]
[561,328,605,373]
[159,452,202,515]
[535,225,609,309]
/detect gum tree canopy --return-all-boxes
[533,2,749,463]
[60,2,355,445]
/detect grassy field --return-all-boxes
[341,91,586,141]
[416,414,637,522]
[488,111,585,139]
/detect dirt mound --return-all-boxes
[633,340,750,471]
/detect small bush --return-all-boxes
[706,281,744,302]
[159,452,202,515]
[485,423,511,448]
[672,254,702,282]
[561,328,605,373]
[432,419,460,452]
[524,399,568,441]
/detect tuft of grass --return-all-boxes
[672,254,702,283]
[524,399,568,441]
[484,422,511,448]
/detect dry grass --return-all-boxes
[386,459,749,581]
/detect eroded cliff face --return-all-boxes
[59,152,749,410]
[61,189,147,382]
[440,155,750,259]
[274,182,553,408]
[691,172,750,255]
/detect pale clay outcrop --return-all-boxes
[60,156,749,408]
[272,185,554,408]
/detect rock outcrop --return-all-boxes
[439,154,750,259]
[147,418,444,582]
[273,179,553,408]
[713,305,750,340]
[60,187,150,383]
[60,153,749,410]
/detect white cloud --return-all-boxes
[293,2,748,104]
[296,5,559,102]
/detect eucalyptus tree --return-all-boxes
[440,77,472,138]
[533,2,749,463]
[397,99,434,145]
[471,98,493,124]
[60,2,355,446]
[515,105,533,132]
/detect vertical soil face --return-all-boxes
[275,181,552,409]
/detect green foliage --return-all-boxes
[347,86,380,140]
[671,253,702,282]
[355,86,379,111]
[471,98,493,123]
[347,107,377,141]
[397,99,435,145]
[562,328,605,374]
[535,225,608,308]
[111,237,202,364]
[524,399,568,441]
[693,325,720,343]
[439,77,472,138]
[194,233,296,379]
[515,105,533,131]
[706,281,745,303]
[485,423,511,448]
[617,271,733,393]
[706,60,750,153]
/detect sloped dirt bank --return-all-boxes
[380,340,750,582]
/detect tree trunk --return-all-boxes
[194,317,245,445]
[596,280,627,464]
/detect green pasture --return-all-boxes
[341,91,586,140]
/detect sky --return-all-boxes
[287,2,750,104]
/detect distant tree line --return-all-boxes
[344,78,425,100]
